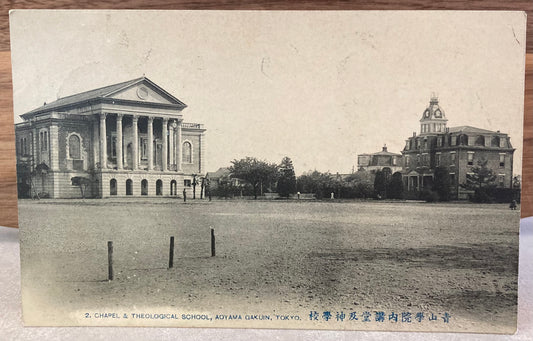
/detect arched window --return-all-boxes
[459,134,468,145]
[156,179,163,196]
[182,141,192,163]
[110,179,117,196]
[69,134,81,159]
[126,179,133,195]
[474,135,485,146]
[141,179,148,196]
[170,180,177,196]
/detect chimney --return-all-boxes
[382,144,388,152]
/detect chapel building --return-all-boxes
[15,77,206,198]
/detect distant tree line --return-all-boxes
[216,156,520,203]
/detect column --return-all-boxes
[49,125,59,171]
[116,114,123,170]
[162,118,168,171]
[32,127,38,165]
[148,116,154,171]
[169,122,174,168]
[100,113,107,169]
[92,121,99,168]
[176,119,182,172]
[132,115,138,170]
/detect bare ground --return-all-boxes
[18,199,519,332]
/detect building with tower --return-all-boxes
[401,96,515,199]
[14,77,206,198]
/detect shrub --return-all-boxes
[420,189,439,202]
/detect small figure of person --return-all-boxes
[330,192,334,200]
[183,188,187,203]
[509,199,517,210]
[297,191,300,200]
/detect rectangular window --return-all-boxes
[39,131,49,151]
[451,136,457,146]
[422,153,428,166]
[450,152,456,164]
[498,175,505,187]
[499,154,505,168]
[436,153,441,167]
[140,138,148,160]
[449,173,456,185]
[184,179,192,187]
[499,137,506,148]
[437,137,442,147]
[467,152,474,166]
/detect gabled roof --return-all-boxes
[448,126,499,134]
[23,76,187,117]
[208,167,231,179]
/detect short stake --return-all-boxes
[107,241,113,281]
[210,227,216,257]
[169,236,175,269]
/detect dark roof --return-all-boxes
[371,151,402,156]
[448,126,499,134]
[207,167,231,179]
[23,76,186,117]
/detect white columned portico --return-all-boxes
[132,115,138,170]
[162,118,168,171]
[169,121,175,167]
[116,114,123,170]
[99,113,107,169]
[148,116,154,171]
[177,119,183,172]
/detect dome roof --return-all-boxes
[420,95,447,122]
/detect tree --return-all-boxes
[462,159,497,190]
[277,157,297,198]
[432,166,451,201]
[461,159,497,203]
[388,172,404,199]
[229,157,279,199]
[297,170,335,199]
[71,176,92,198]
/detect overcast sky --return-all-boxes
[10,10,526,175]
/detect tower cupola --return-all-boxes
[419,94,448,135]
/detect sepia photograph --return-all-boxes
[10,10,526,333]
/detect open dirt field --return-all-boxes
[18,199,519,332]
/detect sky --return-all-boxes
[9,10,527,175]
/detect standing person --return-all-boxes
[183,188,187,203]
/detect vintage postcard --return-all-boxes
[10,10,526,332]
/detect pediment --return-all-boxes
[104,79,186,107]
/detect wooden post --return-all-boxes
[107,241,113,281]
[210,227,215,257]
[169,236,174,269]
